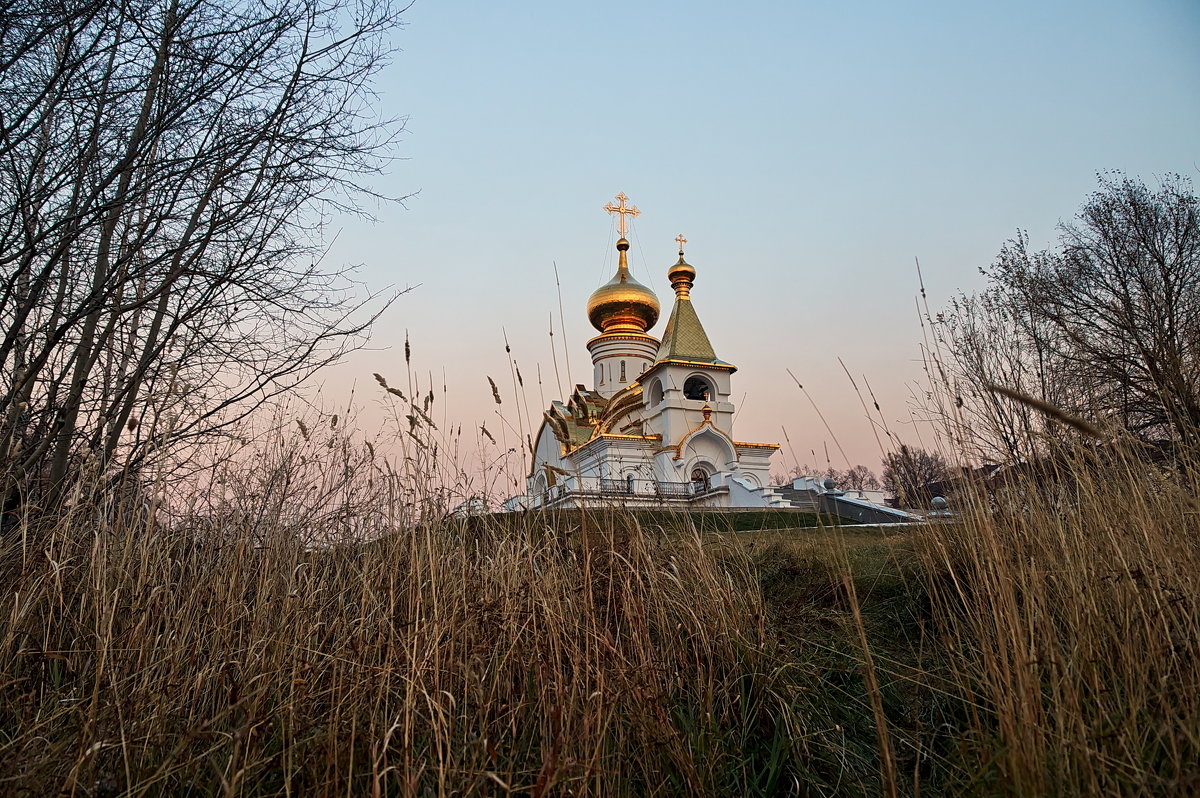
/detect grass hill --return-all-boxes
[1,447,1197,796]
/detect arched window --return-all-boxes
[626,473,636,494]
[691,467,711,494]
[683,376,713,401]
[620,360,626,382]
[648,379,665,406]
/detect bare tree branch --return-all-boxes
[0,0,410,510]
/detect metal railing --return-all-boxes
[537,477,718,507]
[653,481,693,498]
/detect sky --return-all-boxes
[319,0,1199,488]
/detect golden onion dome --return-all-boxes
[587,238,660,334]
[667,251,696,299]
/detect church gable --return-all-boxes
[678,426,738,472]
[672,409,738,464]
[593,383,644,434]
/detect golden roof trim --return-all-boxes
[588,383,645,440]
[597,432,662,441]
[651,358,737,372]
[586,332,661,346]
[590,351,661,360]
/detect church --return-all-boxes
[525,193,784,509]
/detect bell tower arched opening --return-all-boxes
[683,375,713,401]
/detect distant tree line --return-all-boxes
[773,447,952,510]
[773,462,882,491]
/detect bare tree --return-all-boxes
[839,464,880,491]
[0,0,408,509]
[771,462,879,491]
[934,287,1074,462]
[935,173,1200,457]
[771,462,811,485]
[881,445,949,507]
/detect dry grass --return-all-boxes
[0,495,813,795]
[913,445,1200,796]
[2,414,1199,795]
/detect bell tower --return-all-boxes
[639,237,738,454]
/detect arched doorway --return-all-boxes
[690,467,711,494]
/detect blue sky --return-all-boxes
[322,0,1199,482]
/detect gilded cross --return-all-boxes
[603,192,640,238]
[675,233,687,254]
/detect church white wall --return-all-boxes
[529,421,567,497]
[733,446,775,490]
[725,475,772,508]
[570,436,660,481]
[640,364,736,446]
[586,333,659,398]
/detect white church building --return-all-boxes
[525,193,786,510]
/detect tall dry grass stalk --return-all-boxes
[915,442,1200,795]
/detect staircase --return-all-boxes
[767,485,821,510]
[769,483,919,523]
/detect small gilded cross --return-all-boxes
[603,192,640,238]
[675,233,687,254]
